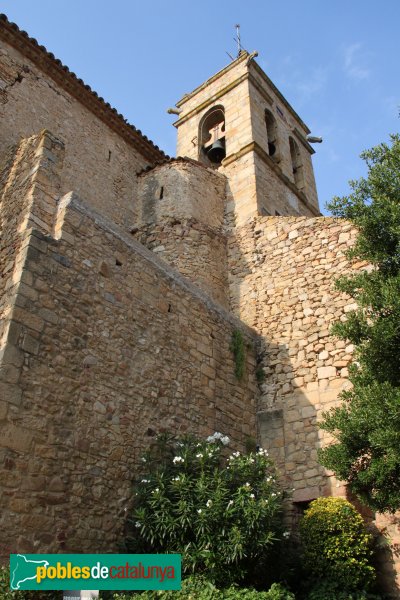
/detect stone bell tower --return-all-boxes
[172,51,320,225]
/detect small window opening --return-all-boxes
[159,186,164,199]
[108,150,112,162]
[265,109,279,159]
[289,137,304,189]
[115,258,122,266]
[167,304,172,313]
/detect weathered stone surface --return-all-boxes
[0,423,32,452]
[0,23,398,597]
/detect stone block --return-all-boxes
[0,383,22,406]
[20,334,40,355]
[0,364,20,385]
[11,308,44,333]
[293,486,320,503]
[317,366,336,379]
[0,345,24,368]
[0,423,32,453]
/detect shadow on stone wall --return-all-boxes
[258,342,399,598]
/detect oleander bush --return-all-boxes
[125,432,285,588]
[299,497,375,592]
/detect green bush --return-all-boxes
[111,576,294,599]
[299,497,375,592]
[125,433,284,587]
[307,579,383,600]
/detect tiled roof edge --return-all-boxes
[0,13,168,162]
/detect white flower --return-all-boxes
[206,500,212,507]
[173,456,184,464]
[244,482,251,488]
[196,453,203,459]
[206,432,229,444]
[197,509,202,514]
[152,487,159,494]
[257,448,269,456]
[228,451,241,461]
[135,521,141,528]
[227,500,233,507]
[141,457,147,462]
[172,476,180,482]
[283,531,290,539]
[141,479,149,483]
[250,493,255,499]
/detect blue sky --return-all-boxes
[2,0,399,214]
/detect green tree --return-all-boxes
[319,134,400,513]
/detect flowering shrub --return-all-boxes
[126,433,284,586]
[299,497,376,592]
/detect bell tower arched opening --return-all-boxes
[289,136,304,190]
[199,105,226,167]
[265,109,280,162]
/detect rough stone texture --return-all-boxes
[135,160,229,307]
[0,19,399,596]
[228,215,400,594]
[0,130,63,350]
[0,37,156,229]
[228,216,362,492]
[0,190,258,554]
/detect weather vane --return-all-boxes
[226,24,245,61]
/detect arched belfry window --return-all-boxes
[265,109,279,161]
[199,106,226,167]
[289,137,304,189]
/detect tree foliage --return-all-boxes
[319,134,400,512]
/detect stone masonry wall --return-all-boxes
[0,192,258,557]
[228,215,360,496]
[0,36,153,229]
[0,131,63,348]
[228,215,400,595]
[248,65,319,212]
[135,160,229,307]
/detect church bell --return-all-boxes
[206,138,226,164]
